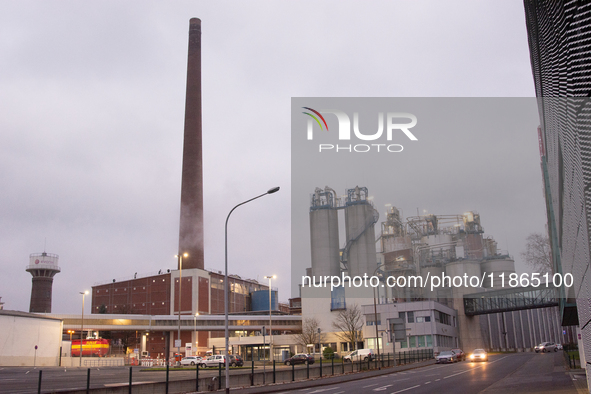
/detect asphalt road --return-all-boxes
[233,352,580,394]
[0,352,580,394]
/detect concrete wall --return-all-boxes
[0,311,62,366]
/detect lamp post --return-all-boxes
[79,290,89,366]
[175,253,188,365]
[225,186,280,393]
[372,265,383,368]
[194,312,199,356]
[263,275,275,363]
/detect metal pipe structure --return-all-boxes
[175,253,188,364]
[225,187,280,393]
[79,290,88,366]
[264,275,276,363]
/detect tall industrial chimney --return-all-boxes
[178,18,204,270]
[27,252,60,313]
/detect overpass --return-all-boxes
[46,313,302,332]
[463,286,560,316]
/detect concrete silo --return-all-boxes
[446,260,485,351]
[343,186,378,278]
[310,187,341,278]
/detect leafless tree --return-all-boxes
[521,232,553,274]
[296,317,323,351]
[331,304,364,351]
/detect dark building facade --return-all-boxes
[91,269,271,358]
[524,0,591,383]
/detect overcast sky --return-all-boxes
[0,0,539,314]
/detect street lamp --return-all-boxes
[372,265,383,369]
[263,275,276,363]
[225,186,280,393]
[175,253,188,365]
[194,312,199,356]
[79,290,89,366]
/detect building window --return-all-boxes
[407,311,414,323]
[426,335,433,347]
[409,336,416,348]
[400,340,408,349]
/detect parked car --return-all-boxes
[556,343,563,350]
[228,354,244,367]
[200,355,226,368]
[451,348,466,361]
[535,342,558,353]
[343,349,375,362]
[284,354,314,366]
[435,350,458,363]
[180,356,202,366]
[469,349,488,362]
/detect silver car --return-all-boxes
[535,342,557,353]
[435,350,458,363]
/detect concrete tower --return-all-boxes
[27,252,60,313]
[178,18,204,270]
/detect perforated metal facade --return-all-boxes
[524,0,591,386]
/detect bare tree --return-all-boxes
[296,317,323,351]
[331,304,364,351]
[521,232,553,274]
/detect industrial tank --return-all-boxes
[251,290,278,311]
[310,187,341,278]
[344,187,378,278]
[480,258,516,288]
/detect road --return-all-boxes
[236,352,581,394]
[0,352,581,393]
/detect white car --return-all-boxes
[343,349,374,362]
[535,342,558,353]
[180,356,202,366]
[200,355,227,368]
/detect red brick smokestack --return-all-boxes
[178,18,204,270]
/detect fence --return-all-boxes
[35,352,434,394]
[396,349,434,365]
[563,350,580,369]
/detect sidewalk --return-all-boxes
[192,359,435,394]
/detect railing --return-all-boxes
[396,349,434,365]
[83,358,125,367]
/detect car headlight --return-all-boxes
[470,355,474,359]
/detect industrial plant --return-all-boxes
[302,185,571,356]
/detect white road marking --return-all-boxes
[364,383,379,388]
[309,388,340,393]
[424,381,431,384]
[443,355,508,380]
[435,379,441,381]
[373,384,392,391]
[392,385,420,393]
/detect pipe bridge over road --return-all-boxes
[463,286,560,316]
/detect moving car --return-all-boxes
[343,349,375,362]
[435,350,458,363]
[284,354,314,366]
[535,342,558,353]
[228,354,244,367]
[180,356,202,366]
[200,355,227,368]
[451,348,466,361]
[469,349,488,362]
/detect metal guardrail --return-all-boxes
[83,358,125,367]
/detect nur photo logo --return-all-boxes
[302,107,418,153]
